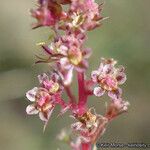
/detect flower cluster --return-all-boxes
[71,108,108,143]
[26,73,67,123]
[26,0,130,149]
[91,58,126,99]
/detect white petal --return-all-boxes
[26,104,39,115]
[26,87,38,102]
[60,57,72,70]
[59,45,68,55]
[63,67,73,86]
[91,70,99,82]
[116,72,127,85]
[38,73,49,84]
[39,112,48,122]
[50,72,59,82]
[93,87,105,97]
[76,60,88,72]
[108,88,122,100]
[82,48,92,59]
[39,107,54,122]
[103,64,113,75]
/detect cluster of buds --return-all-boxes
[26,0,129,149]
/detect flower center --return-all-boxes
[77,110,97,128]
[72,13,85,28]
[68,49,82,66]
[49,82,60,93]
[36,91,52,112]
[100,76,118,91]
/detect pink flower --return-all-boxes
[31,0,66,29]
[26,73,64,122]
[67,0,103,31]
[27,0,130,149]
[105,98,130,121]
[91,58,126,99]
[36,34,91,85]
[71,108,108,143]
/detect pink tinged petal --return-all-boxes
[50,72,59,82]
[106,99,130,120]
[38,73,49,84]
[85,80,95,95]
[91,70,99,82]
[76,60,88,72]
[26,105,39,115]
[102,64,114,75]
[26,87,38,102]
[118,65,125,72]
[120,101,130,111]
[39,107,54,122]
[39,108,55,132]
[63,67,74,86]
[82,48,92,59]
[71,122,83,131]
[93,87,105,97]
[43,80,54,90]
[98,63,104,72]
[108,88,122,100]
[60,57,72,70]
[59,45,68,55]
[116,72,127,85]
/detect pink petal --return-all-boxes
[76,60,88,72]
[71,122,83,131]
[59,45,68,55]
[116,72,126,85]
[102,64,114,75]
[39,107,54,122]
[60,57,72,70]
[82,48,92,59]
[50,72,59,82]
[63,67,74,86]
[91,70,99,82]
[85,80,95,95]
[38,73,49,84]
[26,104,39,115]
[108,88,122,100]
[26,87,38,102]
[118,65,125,72]
[93,87,105,97]
[106,99,129,120]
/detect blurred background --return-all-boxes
[0,0,150,149]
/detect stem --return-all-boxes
[65,86,76,103]
[82,143,92,150]
[77,72,88,113]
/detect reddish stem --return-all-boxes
[81,143,92,150]
[77,72,88,114]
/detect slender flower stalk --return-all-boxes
[25,0,130,149]
[65,86,76,103]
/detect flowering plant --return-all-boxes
[26,0,129,149]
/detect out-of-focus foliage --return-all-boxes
[0,0,150,150]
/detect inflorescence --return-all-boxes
[26,0,129,149]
